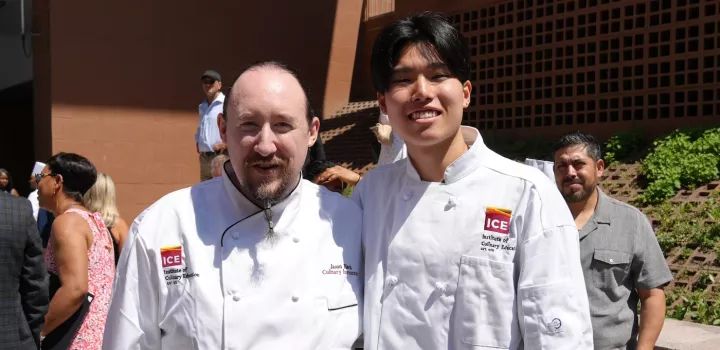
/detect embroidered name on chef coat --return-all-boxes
[481,207,516,253]
[322,263,359,276]
[161,245,200,286]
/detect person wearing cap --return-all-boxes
[103,61,362,349]
[196,70,227,181]
[28,161,46,220]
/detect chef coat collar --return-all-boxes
[405,126,484,184]
[221,161,303,232]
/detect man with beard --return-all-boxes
[552,131,672,350]
[103,61,363,349]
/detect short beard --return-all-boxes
[562,183,595,203]
[563,191,591,203]
[240,164,297,243]
[251,173,294,205]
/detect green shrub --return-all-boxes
[639,128,720,204]
[604,130,648,165]
[341,185,354,198]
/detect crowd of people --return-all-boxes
[0,11,673,350]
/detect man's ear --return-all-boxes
[218,114,227,143]
[307,116,320,147]
[596,159,605,178]
[462,80,472,108]
[377,92,388,115]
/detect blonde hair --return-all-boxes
[83,172,120,228]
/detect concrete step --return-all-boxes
[655,318,720,350]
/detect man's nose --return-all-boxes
[411,76,434,103]
[254,125,278,157]
[566,165,578,177]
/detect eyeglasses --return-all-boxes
[201,79,216,85]
[34,173,56,184]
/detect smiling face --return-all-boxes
[220,67,319,205]
[553,145,604,203]
[377,43,471,148]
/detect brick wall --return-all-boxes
[353,0,720,141]
[38,0,362,219]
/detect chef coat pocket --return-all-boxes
[454,255,514,349]
[327,291,359,311]
[591,249,632,290]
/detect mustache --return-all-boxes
[563,178,584,185]
[246,155,287,167]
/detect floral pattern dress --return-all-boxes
[45,208,115,349]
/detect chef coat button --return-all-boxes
[403,192,412,201]
[609,258,614,263]
[232,232,240,240]
[386,275,399,285]
[291,296,299,302]
[232,294,241,302]
[292,237,300,243]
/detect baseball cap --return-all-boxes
[31,161,46,176]
[201,70,221,82]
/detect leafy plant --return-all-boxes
[695,270,716,291]
[341,185,354,198]
[604,130,648,165]
[638,128,720,204]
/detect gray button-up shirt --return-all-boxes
[579,188,673,350]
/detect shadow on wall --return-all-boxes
[0,81,35,196]
[320,106,380,171]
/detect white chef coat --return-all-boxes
[352,127,593,350]
[103,165,363,349]
[524,158,555,181]
[28,189,39,220]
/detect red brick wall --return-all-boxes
[37,0,362,219]
[353,0,720,142]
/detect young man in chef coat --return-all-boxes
[352,12,594,349]
[103,61,363,349]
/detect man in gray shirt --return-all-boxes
[552,131,673,350]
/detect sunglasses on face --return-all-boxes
[34,173,56,184]
[202,79,216,85]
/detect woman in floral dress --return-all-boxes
[36,153,114,349]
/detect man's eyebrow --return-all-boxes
[235,110,253,119]
[392,62,449,74]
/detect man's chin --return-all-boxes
[564,192,589,203]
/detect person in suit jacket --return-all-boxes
[0,191,49,349]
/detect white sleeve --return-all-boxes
[103,221,161,349]
[516,190,593,349]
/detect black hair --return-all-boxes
[46,152,98,203]
[370,11,471,93]
[0,168,15,193]
[303,160,337,181]
[222,61,315,125]
[552,131,603,161]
